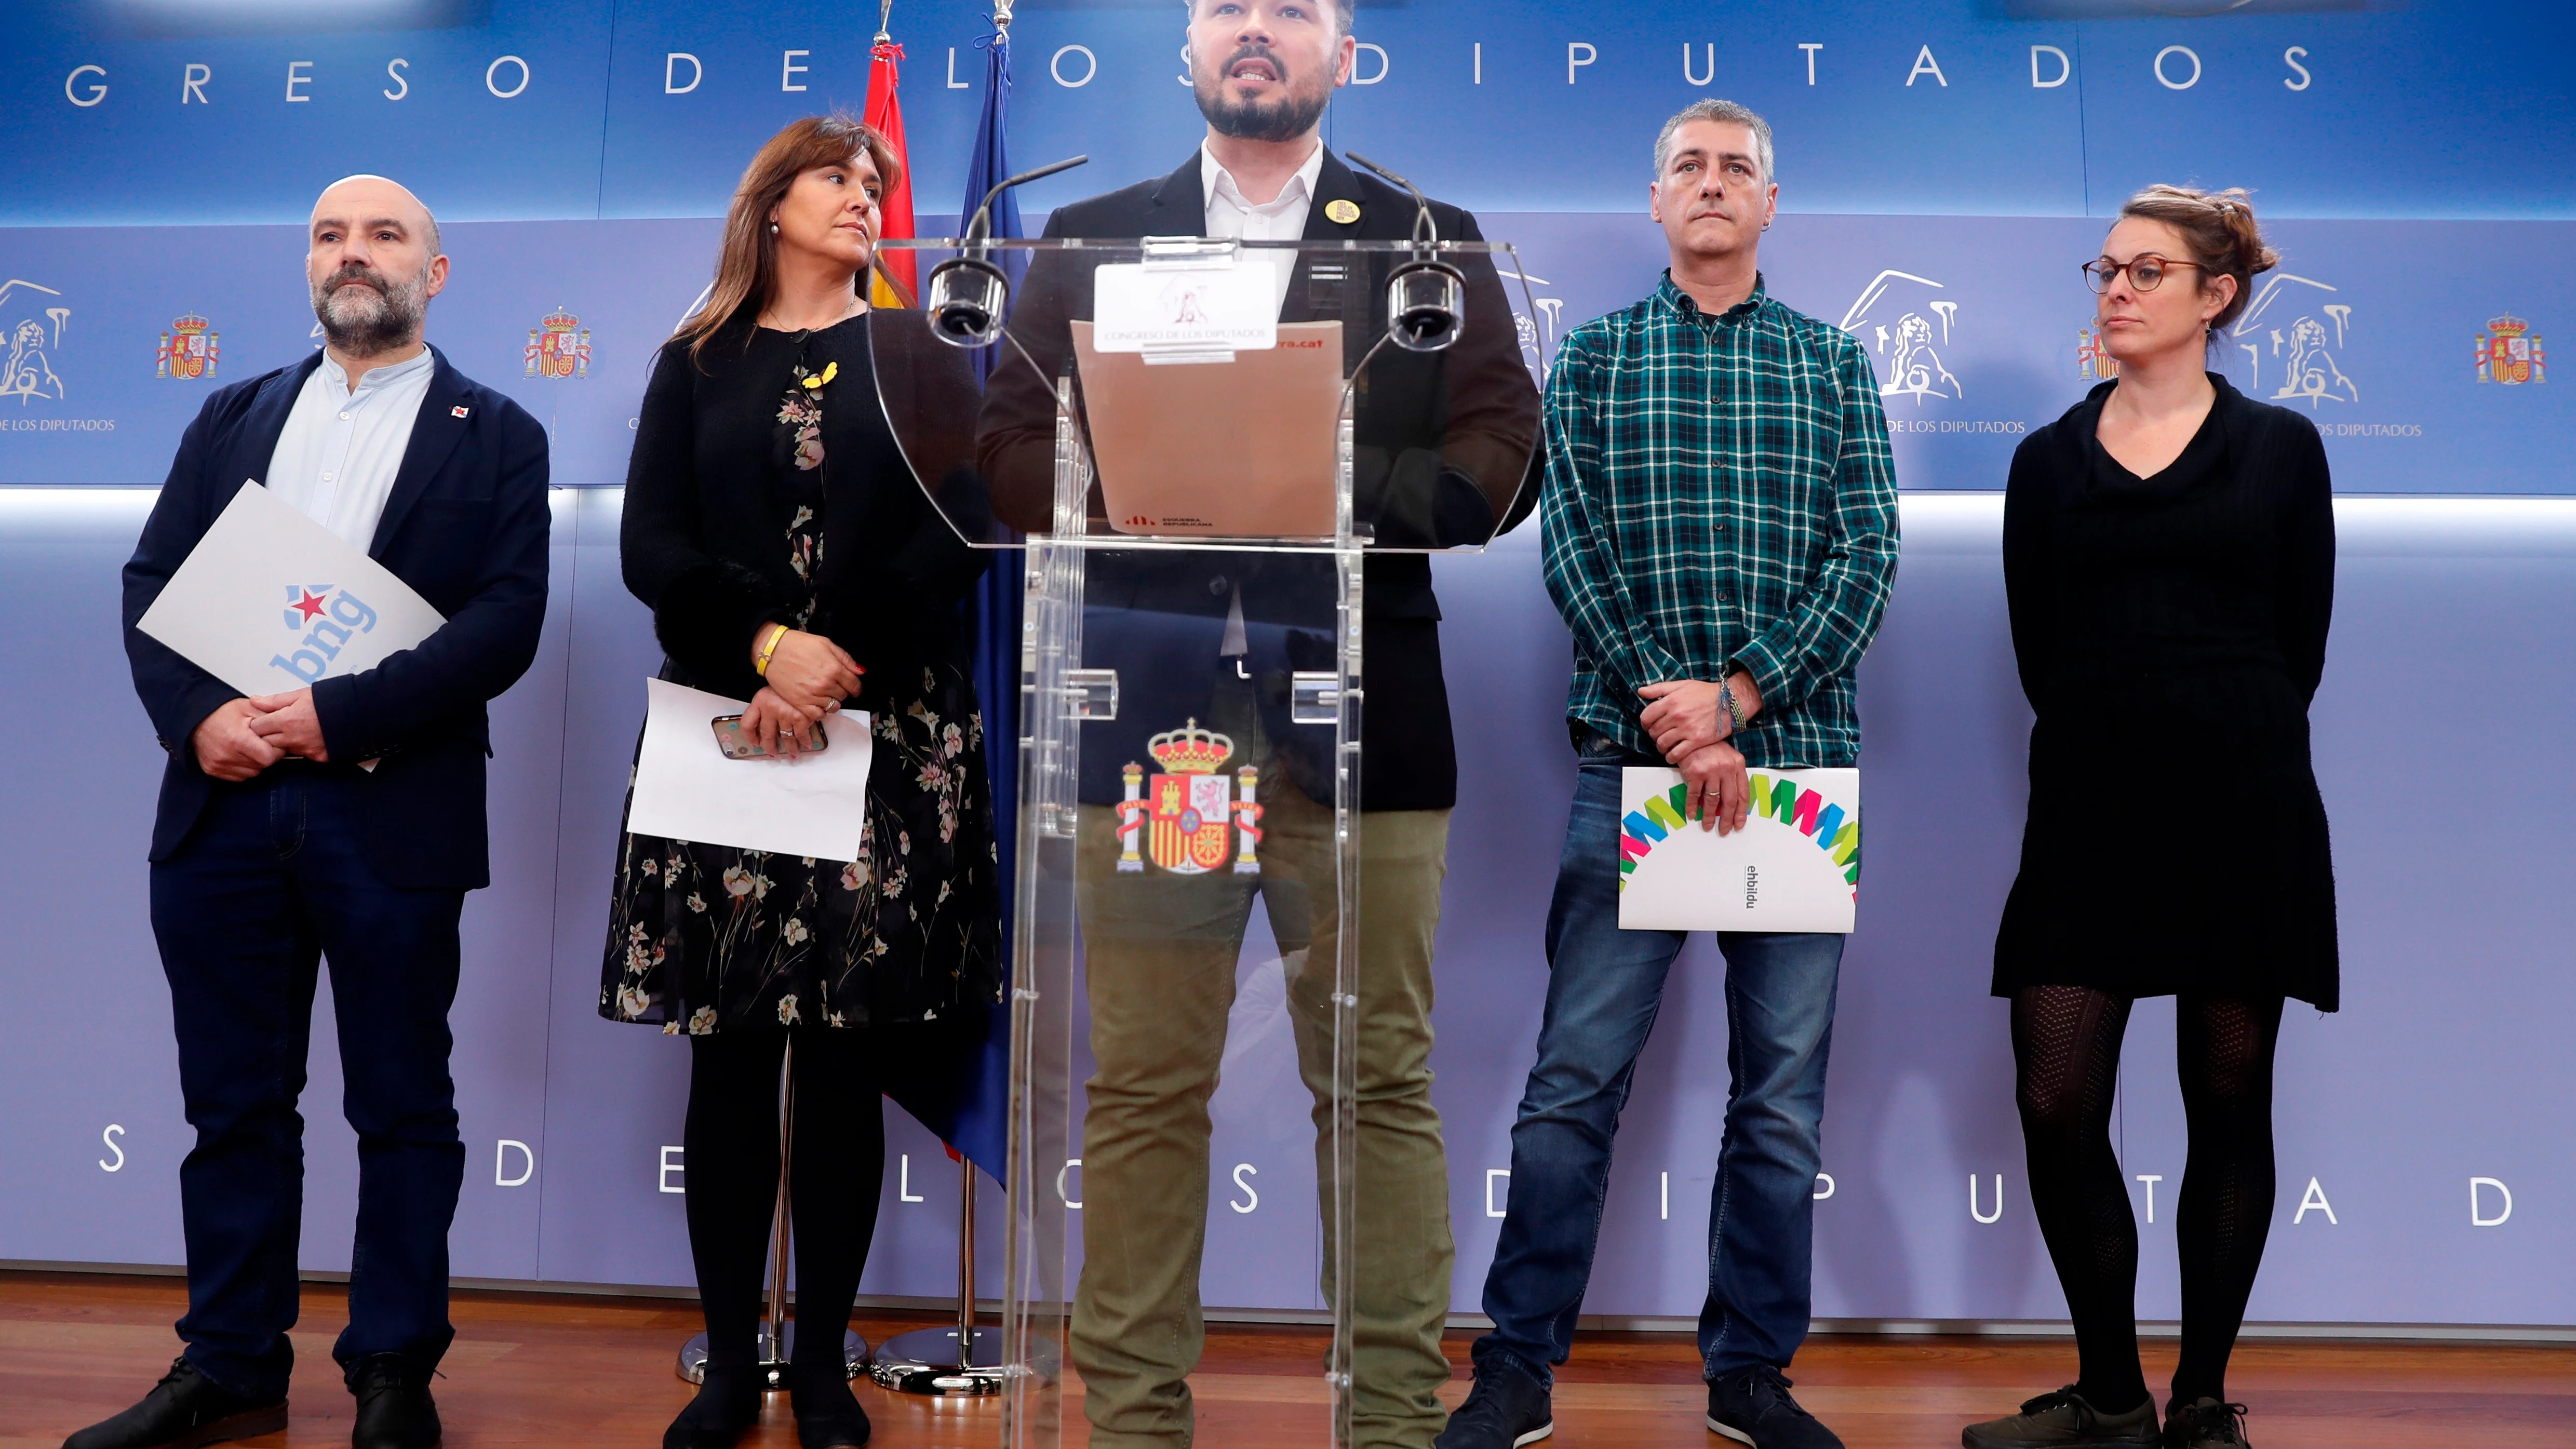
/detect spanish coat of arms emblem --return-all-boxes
[2476,315,2545,386]
[525,307,592,379]
[156,314,219,381]
[1115,719,1264,876]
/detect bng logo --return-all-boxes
[271,583,380,685]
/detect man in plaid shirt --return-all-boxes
[1438,101,1899,1449]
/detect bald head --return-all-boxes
[313,173,441,256]
[307,174,448,365]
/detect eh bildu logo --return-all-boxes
[156,314,220,381]
[271,584,381,685]
[1114,719,1264,876]
[2477,315,2545,385]
[524,307,592,379]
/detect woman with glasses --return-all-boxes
[600,114,1001,1449]
[1962,186,2336,1449]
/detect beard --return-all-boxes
[310,262,428,357]
[1195,46,1330,144]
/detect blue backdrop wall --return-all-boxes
[4,0,2574,1331]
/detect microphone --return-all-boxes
[925,155,1090,348]
[1344,152,1465,354]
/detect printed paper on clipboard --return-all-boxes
[1616,767,1860,934]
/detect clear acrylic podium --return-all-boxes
[872,234,1539,1449]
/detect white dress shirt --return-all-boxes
[264,347,438,549]
[1200,141,1325,659]
[1200,138,1323,243]
[1201,138,1324,317]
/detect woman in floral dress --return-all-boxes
[601,115,999,1449]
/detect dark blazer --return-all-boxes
[123,347,553,890]
[978,149,1542,812]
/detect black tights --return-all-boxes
[2012,987,2284,1413]
[684,1027,886,1370]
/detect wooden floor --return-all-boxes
[6,1271,2573,1448]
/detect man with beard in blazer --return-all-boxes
[82,175,549,1449]
[974,4,1539,1446]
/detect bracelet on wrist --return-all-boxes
[753,624,789,677]
[1719,672,1747,734]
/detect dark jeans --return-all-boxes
[1474,732,1843,1386]
[150,766,467,1402]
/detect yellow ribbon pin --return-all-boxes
[801,361,838,390]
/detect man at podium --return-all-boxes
[975,2,1539,1445]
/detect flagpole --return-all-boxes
[868,0,1024,1400]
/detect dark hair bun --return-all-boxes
[2118,184,2278,332]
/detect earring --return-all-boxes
[770,223,780,234]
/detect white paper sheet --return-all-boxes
[1616,766,1860,934]
[625,678,874,862]
[136,479,448,698]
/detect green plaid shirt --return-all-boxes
[1541,273,1900,769]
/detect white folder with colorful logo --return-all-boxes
[136,479,447,699]
[1616,766,1861,934]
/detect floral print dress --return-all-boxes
[599,323,1001,1035]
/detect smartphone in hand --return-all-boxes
[712,714,828,759]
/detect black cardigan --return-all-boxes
[621,316,988,710]
[1994,373,2339,1010]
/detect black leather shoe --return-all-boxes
[785,1359,870,1449]
[63,1357,287,1449]
[1707,1365,1844,1449]
[346,1354,440,1449]
[663,1366,763,1449]
[1434,1361,1554,1448]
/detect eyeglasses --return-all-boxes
[2082,255,2207,294]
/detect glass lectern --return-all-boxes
[872,234,1540,1449]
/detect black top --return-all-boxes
[123,347,552,889]
[1994,374,2339,1010]
[976,149,1544,812]
[622,317,989,706]
[604,316,1000,1030]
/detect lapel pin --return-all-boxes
[1325,199,1360,225]
[451,405,471,418]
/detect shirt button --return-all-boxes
[1720,586,1736,603]
[338,412,351,421]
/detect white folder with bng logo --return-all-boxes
[137,479,446,699]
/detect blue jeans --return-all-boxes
[151,766,467,1401]
[1474,732,1843,1386]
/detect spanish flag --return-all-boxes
[864,38,916,307]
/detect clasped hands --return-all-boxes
[189,691,332,782]
[1638,674,1761,835]
[740,626,863,758]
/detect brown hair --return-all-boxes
[674,113,905,364]
[2115,184,2280,333]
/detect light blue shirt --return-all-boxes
[264,347,437,549]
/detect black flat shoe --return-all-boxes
[2163,1398,2250,1449]
[786,1360,870,1449]
[663,1367,764,1449]
[346,1354,440,1449]
[63,1358,287,1449]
